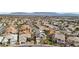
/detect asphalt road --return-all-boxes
[14,44,54,47]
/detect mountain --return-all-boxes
[0,12,79,16]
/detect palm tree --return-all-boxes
[17,25,20,45]
[16,20,22,45]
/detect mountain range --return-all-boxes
[0,12,79,16]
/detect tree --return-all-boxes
[75,27,79,31]
[7,39,11,45]
[33,36,37,44]
[16,20,22,45]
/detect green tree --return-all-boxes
[75,27,79,31]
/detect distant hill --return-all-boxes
[0,12,79,16]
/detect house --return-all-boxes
[4,25,17,35]
[1,25,17,46]
[54,31,65,43]
[19,24,32,35]
[2,34,17,46]
[19,34,27,44]
[19,24,32,44]
[67,37,79,42]
[67,37,79,46]
[0,23,6,33]
[0,36,4,43]
[39,30,46,39]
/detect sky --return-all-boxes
[0,0,79,13]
